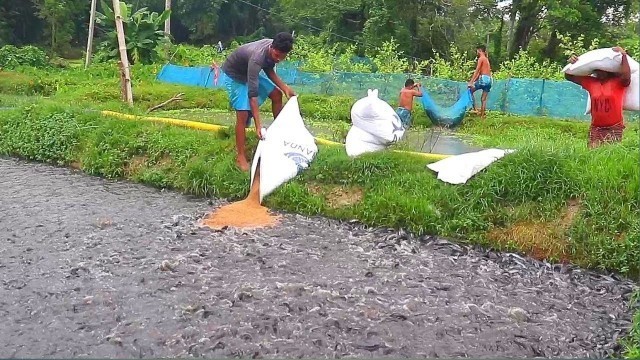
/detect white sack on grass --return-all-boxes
[345,125,388,157]
[562,48,639,76]
[250,96,318,203]
[345,89,405,157]
[427,148,515,185]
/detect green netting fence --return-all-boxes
[158,61,640,121]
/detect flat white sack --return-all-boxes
[345,125,387,157]
[584,71,640,113]
[427,149,515,185]
[351,89,405,143]
[562,48,639,76]
[250,96,318,203]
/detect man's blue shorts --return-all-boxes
[395,107,412,128]
[473,74,492,92]
[223,71,276,127]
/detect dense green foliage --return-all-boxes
[0,45,49,69]
[95,0,171,64]
[1,0,638,66]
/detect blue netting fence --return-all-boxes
[157,61,599,120]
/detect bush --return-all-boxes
[0,71,59,96]
[0,45,50,69]
[494,50,564,80]
[0,105,81,165]
[170,44,221,66]
[429,45,476,81]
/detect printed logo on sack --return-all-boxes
[283,141,316,172]
[284,152,309,172]
[391,114,404,143]
[391,114,403,132]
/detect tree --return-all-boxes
[31,0,88,54]
[32,0,70,53]
[505,0,633,58]
[275,0,364,40]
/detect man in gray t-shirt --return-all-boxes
[220,32,296,171]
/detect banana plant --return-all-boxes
[95,0,171,64]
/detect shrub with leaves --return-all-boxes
[370,38,409,74]
[494,50,563,80]
[170,44,217,66]
[618,34,639,59]
[0,105,80,165]
[0,45,49,69]
[286,35,335,73]
[557,32,600,58]
[430,45,476,81]
[334,45,373,73]
[95,0,171,65]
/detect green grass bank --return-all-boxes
[0,102,638,275]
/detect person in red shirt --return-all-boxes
[564,47,631,148]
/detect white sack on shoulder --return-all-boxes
[562,48,639,76]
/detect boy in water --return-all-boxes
[564,46,630,148]
[396,79,423,129]
[221,32,296,171]
[467,45,492,118]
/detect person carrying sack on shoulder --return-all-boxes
[564,46,631,148]
[220,32,297,171]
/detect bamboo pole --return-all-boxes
[112,0,133,105]
[84,0,97,69]
[164,0,171,35]
[118,61,127,101]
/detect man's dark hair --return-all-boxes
[405,78,415,87]
[476,45,487,53]
[272,32,294,53]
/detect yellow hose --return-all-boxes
[101,110,227,132]
[100,110,451,161]
[393,149,449,160]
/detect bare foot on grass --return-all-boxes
[236,157,250,172]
